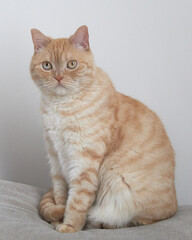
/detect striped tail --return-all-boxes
[39,189,65,222]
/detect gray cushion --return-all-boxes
[0,179,191,240]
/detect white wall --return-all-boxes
[0,0,191,205]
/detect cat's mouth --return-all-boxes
[53,83,68,96]
[50,80,74,95]
[56,81,73,91]
[56,83,66,89]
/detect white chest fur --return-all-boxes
[41,100,86,183]
[41,93,108,183]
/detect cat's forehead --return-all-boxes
[46,38,73,61]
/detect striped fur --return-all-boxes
[30,26,177,233]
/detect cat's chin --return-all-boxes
[54,85,68,96]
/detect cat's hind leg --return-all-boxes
[87,175,136,229]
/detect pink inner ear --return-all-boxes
[31,29,50,51]
[70,25,89,50]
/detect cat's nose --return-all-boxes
[55,76,63,82]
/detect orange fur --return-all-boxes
[30,26,177,233]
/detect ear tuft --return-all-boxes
[31,29,50,51]
[70,25,89,50]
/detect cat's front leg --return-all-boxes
[55,165,100,233]
[46,133,68,206]
[39,134,68,222]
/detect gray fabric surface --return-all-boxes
[0,179,191,240]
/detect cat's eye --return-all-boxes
[42,61,52,70]
[67,60,78,69]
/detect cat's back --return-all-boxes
[117,92,169,136]
[113,92,174,161]
[117,92,156,123]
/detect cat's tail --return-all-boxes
[39,189,65,222]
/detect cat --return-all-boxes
[30,25,177,233]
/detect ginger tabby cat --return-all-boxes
[30,26,177,233]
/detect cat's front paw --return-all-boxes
[55,223,78,233]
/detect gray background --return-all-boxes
[0,0,191,205]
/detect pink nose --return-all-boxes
[55,76,63,82]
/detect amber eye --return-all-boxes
[42,61,52,70]
[67,60,78,69]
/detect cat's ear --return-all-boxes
[70,25,89,50]
[31,29,50,52]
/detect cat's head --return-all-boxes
[30,26,95,96]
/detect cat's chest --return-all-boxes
[42,107,88,182]
[43,109,82,145]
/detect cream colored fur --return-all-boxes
[30,26,177,233]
